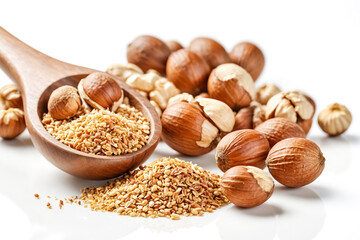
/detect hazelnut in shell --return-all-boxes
[255,118,306,147]
[48,85,81,120]
[188,37,230,69]
[0,108,26,139]
[166,49,210,95]
[233,101,266,130]
[216,129,270,171]
[161,101,219,156]
[255,83,281,105]
[0,84,23,109]
[208,63,255,110]
[78,72,123,112]
[266,138,325,188]
[230,42,265,81]
[221,166,274,208]
[165,40,184,52]
[127,35,171,75]
[318,103,352,136]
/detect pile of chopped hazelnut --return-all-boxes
[79,157,229,220]
[42,104,150,156]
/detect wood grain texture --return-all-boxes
[0,27,161,179]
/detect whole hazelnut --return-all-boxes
[208,63,255,110]
[255,83,281,105]
[106,63,143,81]
[0,84,23,109]
[266,138,325,187]
[233,101,266,130]
[48,86,81,120]
[221,166,274,208]
[78,72,123,112]
[229,42,265,81]
[166,49,210,95]
[318,103,352,136]
[127,35,171,75]
[266,91,314,123]
[161,101,219,156]
[165,40,184,52]
[255,118,306,147]
[0,108,26,139]
[188,37,230,69]
[216,129,270,171]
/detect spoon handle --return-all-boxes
[0,27,91,94]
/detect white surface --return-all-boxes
[1,0,360,239]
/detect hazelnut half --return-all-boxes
[318,103,352,136]
[221,166,274,208]
[161,101,219,156]
[255,118,306,147]
[48,85,81,120]
[166,49,210,95]
[0,108,26,139]
[0,84,23,109]
[266,138,325,188]
[165,40,184,53]
[229,42,265,81]
[127,35,171,75]
[106,63,143,81]
[207,63,255,110]
[188,37,230,69]
[78,72,123,112]
[216,129,270,171]
[266,91,314,123]
[255,83,281,105]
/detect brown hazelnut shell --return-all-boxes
[0,84,23,109]
[216,129,270,171]
[233,107,253,131]
[127,35,171,75]
[161,101,217,156]
[166,49,210,95]
[230,42,265,81]
[0,108,26,139]
[188,37,230,69]
[266,138,325,188]
[165,40,184,53]
[255,118,306,147]
[221,166,274,208]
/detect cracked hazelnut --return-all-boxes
[208,63,255,111]
[255,118,306,147]
[318,103,352,136]
[216,129,270,171]
[230,42,265,81]
[188,37,230,69]
[266,138,325,187]
[0,108,26,139]
[106,63,143,81]
[233,101,266,130]
[0,84,23,109]
[266,91,314,123]
[221,166,274,208]
[48,85,81,120]
[256,83,281,105]
[165,40,184,52]
[166,49,210,95]
[127,35,171,75]
[78,72,123,112]
[167,93,195,107]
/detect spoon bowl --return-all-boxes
[0,27,161,179]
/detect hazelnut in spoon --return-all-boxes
[0,27,161,180]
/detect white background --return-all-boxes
[0,0,360,239]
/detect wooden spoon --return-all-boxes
[0,27,161,180]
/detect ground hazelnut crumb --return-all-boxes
[46,202,52,209]
[42,104,150,156]
[34,194,39,199]
[79,157,229,220]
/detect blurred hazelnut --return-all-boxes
[0,84,23,109]
[106,63,143,81]
[188,37,230,69]
[127,35,171,75]
[165,40,184,52]
[166,49,210,95]
[256,83,281,105]
[0,108,26,139]
[230,42,265,81]
[167,93,195,107]
[48,85,81,120]
[318,103,352,136]
[208,63,255,110]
